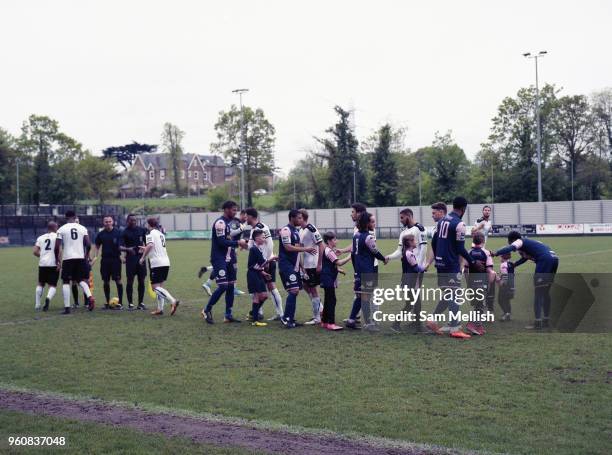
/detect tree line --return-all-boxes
[1,85,610,209]
[274,86,612,209]
[0,115,117,205]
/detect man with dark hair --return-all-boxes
[33,221,59,312]
[427,196,474,339]
[92,215,124,310]
[244,207,284,320]
[473,205,492,244]
[492,231,559,329]
[202,200,248,324]
[199,210,247,297]
[425,202,448,270]
[298,208,325,325]
[346,212,387,330]
[121,214,148,310]
[278,209,317,328]
[55,211,95,313]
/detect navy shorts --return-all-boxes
[280,269,302,291]
[211,261,237,285]
[436,270,462,289]
[264,261,276,283]
[247,271,267,294]
[354,273,376,294]
[534,255,559,287]
[101,257,122,281]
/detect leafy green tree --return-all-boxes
[161,123,184,194]
[479,84,559,202]
[273,153,330,209]
[212,105,276,207]
[417,131,471,203]
[316,106,364,207]
[590,88,612,157]
[207,183,233,211]
[17,115,85,204]
[364,124,399,206]
[0,128,18,204]
[550,95,594,199]
[78,153,118,204]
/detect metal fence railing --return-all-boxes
[155,200,612,232]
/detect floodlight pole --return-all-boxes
[16,158,20,207]
[232,88,249,209]
[524,51,547,202]
[352,160,357,204]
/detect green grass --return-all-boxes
[1,237,611,454]
[0,409,259,454]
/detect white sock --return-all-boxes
[62,284,71,308]
[155,287,176,304]
[311,296,321,320]
[157,294,164,311]
[47,287,56,301]
[35,286,43,309]
[79,281,92,298]
[271,288,283,316]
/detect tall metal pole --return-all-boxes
[232,88,249,209]
[352,160,356,204]
[571,156,574,201]
[524,51,547,202]
[418,167,422,206]
[534,56,543,202]
[491,159,495,204]
[16,158,20,207]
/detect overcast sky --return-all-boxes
[2,0,611,174]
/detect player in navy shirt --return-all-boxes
[278,210,317,328]
[121,214,148,310]
[202,201,248,324]
[92,215,123,309]
[346,212,387,330]
[493,231,559,329]
[428,197,474,339]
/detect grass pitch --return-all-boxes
[1,237,611,454]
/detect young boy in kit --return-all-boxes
[247,230,278,327]
[320,232,351,331]
[463,232,494,336]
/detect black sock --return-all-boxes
[103,282,111,303]
[137,278,145,304]
[126,278,134,305]
[72,284,79,304]
[252,302,262,321]
[117,283,124,305]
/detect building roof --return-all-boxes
[137,152,227,169]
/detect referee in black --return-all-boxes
[121,214,148,310]
[92,215,124,310]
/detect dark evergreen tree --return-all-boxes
[317,106,364,207]
[369,124,398,206]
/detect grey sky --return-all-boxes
[2,0,610,174]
